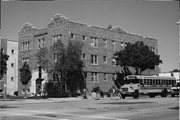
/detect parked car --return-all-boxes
[170,82,180,97]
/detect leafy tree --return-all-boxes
[36,47,52,72]
[113,67,132,89]
[50,40,66,94]
[114,41,162,75]
[52,40,85,96]
[171,69,180,72]
[36,39,85,96]
[65,40,85,95]
[0,51,9,79]
[19,62,32,96]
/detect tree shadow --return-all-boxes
[169,106,179,110]
[0,105,18,109]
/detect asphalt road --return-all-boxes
[0,96,179,120]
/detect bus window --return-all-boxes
[158,80,160,85]
[163,80,166,85]
[166,80,168,85]
[160,80,163,85]
[146,79,149,85]
[155,80,157,84]
[150,79,152,85]
[124,79,140,84]
[140,79,144,85]
[173,81,176,86]
[168,80,171,85]
[144,79,147,85]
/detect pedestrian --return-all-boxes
[83,88,87,99]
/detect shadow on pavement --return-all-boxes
[0,105,18,109]
[100,101,154,105]
[169,106,179,110]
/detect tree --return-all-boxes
[65,40,85,95]
[171,69,180,72]
[114,41,162,75]
[52,40,85,96]
[19,62,32,96]
[36,39,85,96]
[0,51,9,79]
[50,40,66,94]
[36,47,52,72]
[113,67,132,89]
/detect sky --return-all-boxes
[1,0,179,72]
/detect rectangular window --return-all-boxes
[91,54,98,65]
[42,38,45,48]
[104,73,108,81]
[112,58,116,65]
[27,42,30,50]
[27,89,30,93]
[82,36,86,41]
[53,54,58,62]
[11,77,14,81]
[82,53,86,59]
[11,63,14,67]
[57,34,62,40]
[37,39,41,49]
[1,48,4,53]
[22,58,30,64]
[103,56,107,64]
[150,47,155,52]
[22,41,30,51]
[91,73,98,83]
[71,33,75,39]
[11,49,14,54]
[103,39,107,48]
[90,37,98,47]
[53,36,57,43]
[113,74,117,80]
[112,41,115,50]
[121,42,126,49]
[22,89,25,94]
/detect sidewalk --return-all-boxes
[0,96,86,105]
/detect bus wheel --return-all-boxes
[161,89,167,97]
[171,94,175,97]
[121,94,125,99]
[148,93,155,98]
[133,90,139,99]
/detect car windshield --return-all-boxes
[124,79,140,84]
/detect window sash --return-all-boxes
[91,54,98,65]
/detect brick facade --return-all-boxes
[18,14,158,95]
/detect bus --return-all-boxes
[120,75,176,99]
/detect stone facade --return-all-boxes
[18,14,158,95]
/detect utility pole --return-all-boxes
[176,0,180,82]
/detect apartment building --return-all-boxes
[18,14,158,96]
[0,38,18,96]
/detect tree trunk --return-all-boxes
[24,84,27,98]
[139,69,142,75]
[135,68,139,75]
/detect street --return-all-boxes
[0,96,179,120]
